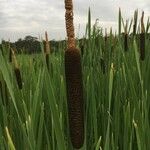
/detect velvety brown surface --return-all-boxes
[65,48,84,149]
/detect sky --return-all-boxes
[0,0,149,42]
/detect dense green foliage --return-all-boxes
[0,11,150,150]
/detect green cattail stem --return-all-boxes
[65,48,84,149]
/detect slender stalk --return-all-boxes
[140,12,145,61]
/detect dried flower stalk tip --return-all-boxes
[133,9,138,35]
[65,0,75,48]
[11,48,19,69]
[65,48,84,149]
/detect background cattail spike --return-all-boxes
[11,48,23,89]
[140,11,145,61]
[45,31,50,54]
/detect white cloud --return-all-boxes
[0,0,149,41]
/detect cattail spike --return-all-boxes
[140,12,145,61]
[8,41,12,62]
[124,20,128,51]
[133,9,138,36]
[65,48,84,149]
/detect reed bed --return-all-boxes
[0,9,150,150]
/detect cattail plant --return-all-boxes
[11,48,23,89]
[45,31,50,70]
[8,42,12,62]
[133,10,138,36]
[64,0,84,148]
[124,20,128,51]
[140,12,145,61]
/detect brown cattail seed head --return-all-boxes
[124,33,128,51]
[65,48,84,149]
[9,48,12,62]
[140,12,145,61]
[133,9,138,36]
[124,21,128,52]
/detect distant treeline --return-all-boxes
[1,34,149,54]
[0,35,66,54]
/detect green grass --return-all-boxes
[0,10,150,150]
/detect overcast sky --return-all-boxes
[0,0,149,41]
